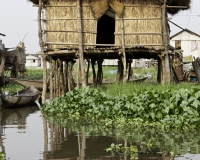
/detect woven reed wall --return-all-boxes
[115,0,163,47]
[46,0,96,49]
[45,0,163,50]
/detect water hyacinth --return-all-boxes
[41,85,200,129]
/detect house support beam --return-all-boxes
[38,0,47,104]
[77,0,86,87]
[162,0,171,84]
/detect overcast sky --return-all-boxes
[0,0,199,54]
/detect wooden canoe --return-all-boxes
[1,85,40,108]
[9,78,43,90]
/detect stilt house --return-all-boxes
[28,0,190,102]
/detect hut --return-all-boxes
[28,0,191,103]
[25,55,41,67]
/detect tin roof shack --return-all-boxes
[28,0,190,102]
[170,29,200,59]
[25,55,41,67]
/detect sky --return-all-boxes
[0,0,200,54]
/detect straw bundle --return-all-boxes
[91,0,124,19]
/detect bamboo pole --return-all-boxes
[86,59,90,85]
[61,65,65,96]
[77,58,80,87]
[63,61,67,92]
[49,58,53,100]
[55,59,59,97]
[58,59,61,97]
[53,59,56,98]
[91,59,96,84]
[77,0,86,87]
[38,0,47,104]
[162,0,170,84]
[121,15,127,82]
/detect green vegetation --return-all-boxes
[0,83,24,94]
[41,83,200,129]
[24,67,43,80]
[0,152,5,160]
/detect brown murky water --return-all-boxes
[0,105,200,160]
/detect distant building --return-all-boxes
[25,55,41,67]
[170,29,200,59]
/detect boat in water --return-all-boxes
[1,85,40,108]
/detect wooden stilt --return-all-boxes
[77,0,86,87]
[96,58,103,85]
[121,15,127,82]
[67,61,71,91]
[55,59,59,97]
[63,61,67,92]
[128,59,132,80]
[58,59,61,97]
[77,58,80,87]
[86,59,90,85]
[162,0,170,84]
[157,57,161,83]
[91,58,96,85]
[49,57,53,100]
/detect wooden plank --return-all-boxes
[45,42,164,46]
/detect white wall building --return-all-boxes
[102,59,151,68]
[170,29,200,59]
[25,55,41,67]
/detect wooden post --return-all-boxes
[128,59,132,80]
[55,59,59,97]
[86,59,90,85]
[91,58,96,84]
[38,0,47,104]
[63,61,68,92]
[77,0,86,87]
[58,59,61,97]
[162,0,170,84]
[49,57,53,100]
[121,15,127,83]
[77,58,80,87]
[60,61,65,96]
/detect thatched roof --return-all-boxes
[28,0,191,15]
[167,0,191,15]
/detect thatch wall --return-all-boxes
[46,0,97,49]
[115,0,162,47]
[30,0,190,50]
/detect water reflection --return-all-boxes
[0,106,200,160]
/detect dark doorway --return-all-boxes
[96,14,115,47]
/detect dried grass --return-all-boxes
[115,0,162,46]
[46,0,96,49]
[31,0,190,50]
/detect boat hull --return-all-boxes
[1,86,40,108]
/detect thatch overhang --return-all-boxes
[28,0,191,15]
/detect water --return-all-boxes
[1,105,200,160]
